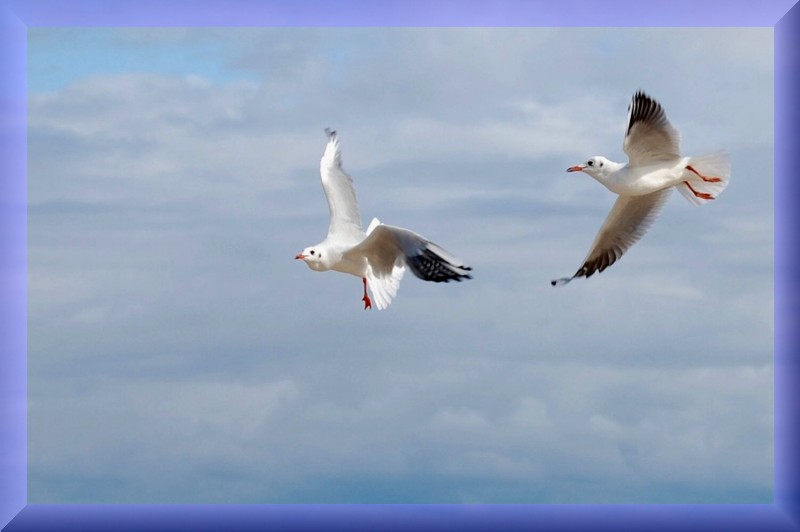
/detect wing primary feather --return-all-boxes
[626,90,664,137]
[406,246,472,283]
[623,90,681,165]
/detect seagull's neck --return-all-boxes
[588,159,627,190]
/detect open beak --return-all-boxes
[566,165,585,173]
[295,253,306,260]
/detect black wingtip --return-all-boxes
[626,90,666,137]
[324,128,336,139]
[551,276,574,287]
[632,89,653,101]
[406,249,472,284]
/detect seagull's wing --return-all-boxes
[623,91,681,166]
[552,188,672,286]
[320,129,364,242]
[344,219,472,309]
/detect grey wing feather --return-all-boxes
[354,224,472,283]
[552,188,672,285]
[623,90,681,166]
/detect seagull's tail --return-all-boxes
[676,151,731,205]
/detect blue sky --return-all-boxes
[28,28,259,92]
[27,27,774,504]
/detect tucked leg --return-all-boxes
[361,277,372,310]
[684,180,714,200]
[687,164,722,183]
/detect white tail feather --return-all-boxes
[676,151,731,205]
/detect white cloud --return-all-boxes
[30,359,773,502]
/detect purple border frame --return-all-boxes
[2,1,797,530]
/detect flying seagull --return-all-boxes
[296,129,472,310]
[552,90,730,286]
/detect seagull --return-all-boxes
[296,129,472,310]
[552,90,731,286]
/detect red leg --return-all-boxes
[684,180,714,201]
[361,277,372,310]
[687,164,722,183]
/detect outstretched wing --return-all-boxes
[320,129,364,243]
[552,188,672,286]
[623,90,681,166]
[344,220,472,309]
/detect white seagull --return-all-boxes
[552,90,731,286]
[296,129,472,310]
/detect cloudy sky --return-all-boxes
[27,27,773,504]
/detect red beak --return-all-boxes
[566,165,585,173]
[295,253,306,260]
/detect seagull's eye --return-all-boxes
[310,250,315,255]
[587,160,594,166]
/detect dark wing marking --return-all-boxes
[405,242,473,283]
[623,90,681,166]
[552,188,672,286]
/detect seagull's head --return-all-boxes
[567,156,610,178]
[295,246,327,271]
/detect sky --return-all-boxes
[27,27,774,504]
